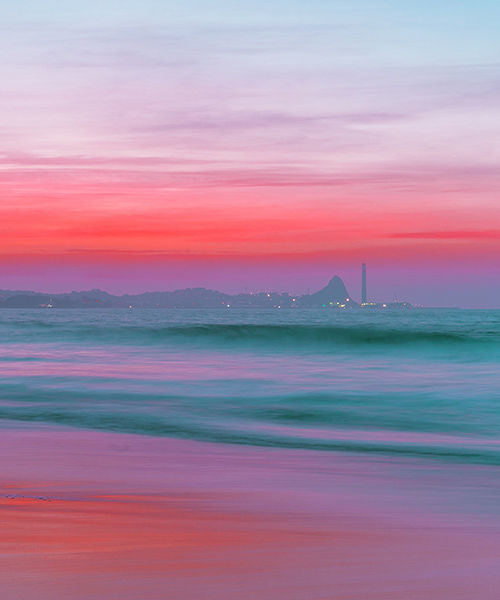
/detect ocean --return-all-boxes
[2,307,500,599]
[1,307,499,465]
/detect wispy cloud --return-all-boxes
[391,230,500,240]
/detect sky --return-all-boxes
[1,0,499,307]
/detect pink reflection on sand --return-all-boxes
[1,425,500,599]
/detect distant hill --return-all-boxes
[298,276,357,308]
[0,287,234,309]
[0,275,369,309]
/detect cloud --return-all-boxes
[2,16,499,176]
[391,231,500,240]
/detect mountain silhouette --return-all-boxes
[0,275,361,308]
[301,276,357,307]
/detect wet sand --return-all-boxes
[1,423,500,599]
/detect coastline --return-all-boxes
[2,422,500,599]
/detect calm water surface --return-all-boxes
[1,308,499,464]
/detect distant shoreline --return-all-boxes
[0,275,414,309]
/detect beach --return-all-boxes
[1,308,500,597]
[2,423,500,599]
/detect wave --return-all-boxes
[1,404,499,466]
[1,321,498,351]
[1,380,499,466]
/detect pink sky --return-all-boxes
[1,0,499,307]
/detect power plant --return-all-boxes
[359,263,411,309]
[361,263,367,304]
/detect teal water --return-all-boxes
[1,309,499,464]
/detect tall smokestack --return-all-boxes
[361,263,366,304]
